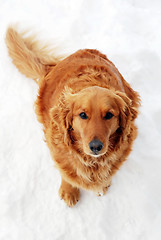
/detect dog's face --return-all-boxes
[71,87,120,157]
[51,86,136,158]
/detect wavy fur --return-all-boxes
[6,26,140,207]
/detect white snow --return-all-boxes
[1,0,161,239]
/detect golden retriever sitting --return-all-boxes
[6,27,140,207]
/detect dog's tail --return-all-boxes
[6,26,63,82]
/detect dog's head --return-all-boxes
[50,86,138,159]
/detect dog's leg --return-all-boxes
[59,178,80,207]
[97,178,112,196]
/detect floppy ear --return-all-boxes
[115,91,138,136]
[49,88,75,146]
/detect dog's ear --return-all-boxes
[50,105,73,131]
[115,91,138,135]
[50,88,75,145]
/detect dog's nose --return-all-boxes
[89,139,103,154]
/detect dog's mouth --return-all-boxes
[85,150,107,158]
[90,152,106,158]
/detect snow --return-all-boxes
[0,0,161,239]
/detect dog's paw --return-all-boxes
[102,185,110,195]
[97,184,111,196]
[59,185,80,207]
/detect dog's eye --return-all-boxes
[104,112,114,120]
[79,112,88,119]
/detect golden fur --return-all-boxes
[6,27,140,207]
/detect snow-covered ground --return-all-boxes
[0,0,161,239]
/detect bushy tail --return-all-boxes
[5,26,63,82]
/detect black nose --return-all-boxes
[89,139,103,154]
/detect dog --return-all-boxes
[6,27,140,207]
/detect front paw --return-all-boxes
[59,183,80,207]
[97,184,111,196]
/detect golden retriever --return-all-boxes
[6,27,140,207]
